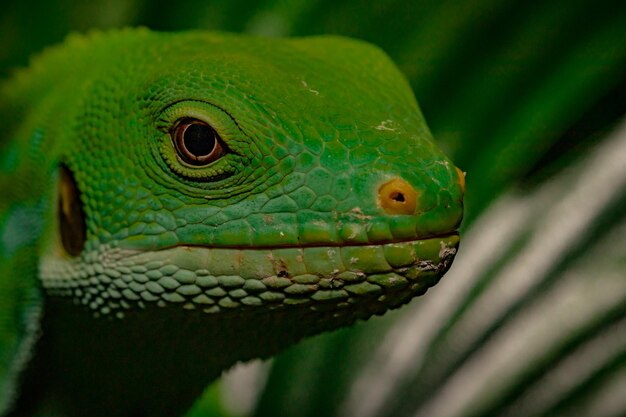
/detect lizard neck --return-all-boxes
[13,297,337,417]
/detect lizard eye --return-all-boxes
[171,118,225,166]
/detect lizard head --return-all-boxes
[40,30,463,363]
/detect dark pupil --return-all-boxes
[184,123,216,157]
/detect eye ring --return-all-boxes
[171,118,225,166]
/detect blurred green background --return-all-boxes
[2,1,625,416]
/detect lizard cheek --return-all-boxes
[378,178,418,215]
[58,165,86,257]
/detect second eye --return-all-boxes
[171,118,225,166]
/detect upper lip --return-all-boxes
[145,231,460,252]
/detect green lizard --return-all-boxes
[0,28,464,417]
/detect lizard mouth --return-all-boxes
[42,233,459,318]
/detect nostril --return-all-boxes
[390,191,405,202]
[379,178,418,215]
[455,166,466,195]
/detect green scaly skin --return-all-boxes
[0,29,463,417]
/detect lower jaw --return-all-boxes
[42,234,460,318]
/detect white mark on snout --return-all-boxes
[375,120,396,131]
[301,80,320,95]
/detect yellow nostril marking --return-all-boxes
[455,166,466,195]
[378,178,418,215]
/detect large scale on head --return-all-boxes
[0,29,464,416]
